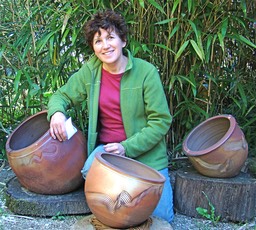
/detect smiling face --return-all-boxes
[93,28,127,71]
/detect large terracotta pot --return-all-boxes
[182,114,248,178]
[84,152,165,229]
[6,110,87,194]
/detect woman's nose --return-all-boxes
[102,39,110,48]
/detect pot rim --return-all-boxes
[95,152,166,184]
[182,114,236,156]
[5,110,50,156]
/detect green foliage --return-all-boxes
[0,0,255,159]
[0,207,7,217]
[196,191,221,226]
[51,211,65,221]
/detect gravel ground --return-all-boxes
[0,161,255,230]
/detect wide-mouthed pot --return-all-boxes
[182,114,248,178]
[84,152,165,229]
[6,110,87,194]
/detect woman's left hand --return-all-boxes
[103,143,125,156]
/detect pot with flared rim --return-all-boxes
[6,110,87,194]
[84,152,165,228]
[182,114,248,178]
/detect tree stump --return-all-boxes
[5,176,91,217]
[174,165,256,223]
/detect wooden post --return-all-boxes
[174,165,256,223]
[5,177,90,217]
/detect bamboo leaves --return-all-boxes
[1,0,256,158]
[173,19,206,62]
[171,0,180,15]
[190,40,205,62]
[236,34,256,49]
[61,7,72,36]
[138,0,145,8]
[221,18,228,37]
[174,41,189,62]
[169,23,180,40]
[13,70,22,93]
[148,0,165,14]
[174,39,205,62]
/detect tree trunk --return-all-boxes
[174,165,256,223]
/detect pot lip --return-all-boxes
[95,152,166,184]
[5,110,50,155]
[182,114,236,156]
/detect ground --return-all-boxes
[0,160,255,230]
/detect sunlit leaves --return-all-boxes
[148,0,165,14]
[174,41,189,62]
[190,40,205,61]
[1,0,256,158]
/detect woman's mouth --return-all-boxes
[103,50,114,55]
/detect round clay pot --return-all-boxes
[6,110,87,194]
[84,152,165,229]
[182,114,248,178]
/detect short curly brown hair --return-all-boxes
[84,9,128,49]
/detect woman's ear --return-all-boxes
[122,38,127,48]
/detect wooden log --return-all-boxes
[173,165,256,223]
[5,177,91,217]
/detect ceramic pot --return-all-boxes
[6,110,87,194]
[182,114,248,178]
[84,152,165,229]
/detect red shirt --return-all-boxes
[98,68,127,143]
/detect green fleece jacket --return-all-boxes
[47,50,172,170]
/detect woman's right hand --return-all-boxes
[50,112,67,141]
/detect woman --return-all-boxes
[47,9,174,223]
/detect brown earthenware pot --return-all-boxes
[6,110,87,194]
[182,114,248,178]
[84,152,165,229]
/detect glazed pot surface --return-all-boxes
[85,152,165,228]
[6,110,87,194]
[183,114,248,178]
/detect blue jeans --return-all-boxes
[81,145,174,223]
[81,145,105,178]
[152,168,174,223]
